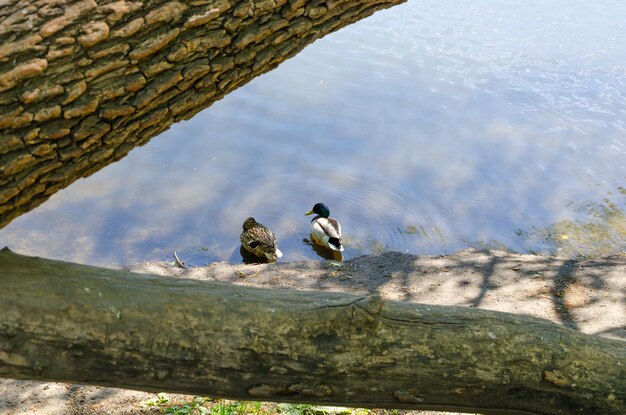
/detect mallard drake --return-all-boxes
[240,217,283,262]
[305,202,344,252]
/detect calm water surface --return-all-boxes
[1,0,625,266]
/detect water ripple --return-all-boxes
[236,170,451,261]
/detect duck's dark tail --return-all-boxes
[328,237,344,252]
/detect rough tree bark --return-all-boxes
[1,248,624,415]
[0,0,406,229]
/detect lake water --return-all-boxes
[1,0,625,267]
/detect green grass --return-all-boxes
[142,394,475,415]
[144,394,275,415]
[142,394,402,415]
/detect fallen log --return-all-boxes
[0,248,624,415]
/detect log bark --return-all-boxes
[1,248,624,415]
[0,0,406,229]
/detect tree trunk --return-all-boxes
[1,248,623,415]
[0,0,406,229]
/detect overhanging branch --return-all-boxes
[0,0,406,228]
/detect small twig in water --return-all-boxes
[173,251,186,269]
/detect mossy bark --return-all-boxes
[0,0,406,229]
[0,248,624,415]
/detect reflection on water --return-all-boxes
[304,237,344,262]
[239,245,275,265]
[1,0,625,266]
